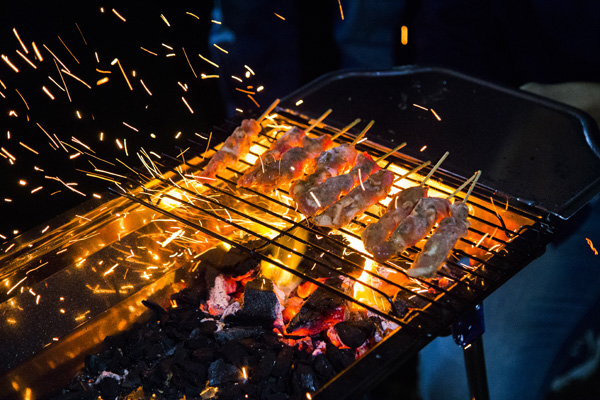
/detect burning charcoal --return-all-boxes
[142,299,169,321]
[84,354,107,376]
[198,242,262,277]
[214,326,263,344]
[208,358,242,386]
[293,363,320,393]
[325,342,355,371]
[334,320,375,349]
[392,293,409,318]
[272,347,293,378]
[193,346,217,363]
[313,354,337,381]
[198,319,219,335]
[219,340,250,366]
[96,376,119,399]
[233,278,283,326]
[286,278,346,336]
[252,350,277,381]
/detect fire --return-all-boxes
[586,238,598,255]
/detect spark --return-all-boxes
[41,225,49,233]
[44,44,70,72]
[175,131,182,139]
[69,153,81,159]
[140,79,152,95]
[231,75,243,82]
[93,193,101,199]
[1,55,19,73]
[122,121,139,132]
[358,168,365,190]
[4,198,11,202]
[274,13,286,20]
[160,14,171,27]
[213,44,229,54]
[586,238,598,255]
[201,74,219,79]
[431,108,442,121]
[96,77,109,85]
[103,263,119,276]
[54,59,71,102]
[420,145,427,152]
[178,82,188,91]
[198,53,219,68]
[413,104,428,111]
[182,96,194,113]
[42,86,54,100]
[31,42,43,61]
[401,26,408,45]
[7,276,27,295]
[187,12,200,19]
[296,99,304,106]
[257,85,264,92]
[124,138,128,156]
[140,47,158,56]
[112,58,133,90]
[0,80,5,89]
[337,0,344,20]
[235,108,243,113]
[309,191,322,208]
[1,148,16,161]
[75,23,87,45]
[47,76,65,91]
[13,28,28,54]
[31,186,43,193]
[19,142,39,154]
[57,36,80,64]
[76,110,82,119]
[235,88,254,95]
[16,50,36,69]
[244,97,262,113]
[244,65,255,75]
[99,132,104,141]
[116,139,123,149]
[15,89,29,109]
[112,8,126,22]
[182,47,197,78]
[161,43,174,50]
[19,179,26,186]
[211,20,222,24]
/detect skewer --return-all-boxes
[331,118,361,141]
[446,170,480,200]
[463,170,481,203]
[305,108,333,134]
[256,98,280,124]
[375,142,407,163]
[349,121,373,146]
[421,151,449,186]
[393,160,431,184]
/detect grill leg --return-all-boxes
[452,303,489,400]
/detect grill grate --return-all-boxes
[111,111,549,340]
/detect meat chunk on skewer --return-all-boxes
[237,134,334,192]
[199,119,261,180]
[371,196,450,263]
[361,185,428,254]
[313,169,395,229]
[290,142,358,202]
[295,152,380,217]
[407,202,470,278]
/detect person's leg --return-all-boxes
[419,196,600,400]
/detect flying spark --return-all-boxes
[586,238,598,255]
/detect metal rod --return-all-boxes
[463,336,490,400]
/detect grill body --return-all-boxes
[0,67,598,400]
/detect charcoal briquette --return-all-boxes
[192,346,216,363]
[293,363,320,393]
[214,326,263,344]
[334,320,374,349]
[272,347,293,378]
[252,350,277,381]
[325,342,355,371]
[208,358,242,386]
[313,354,336,381]
[219,340,250,366]
[97,377,119,399]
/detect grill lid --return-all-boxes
[280,66,600,219]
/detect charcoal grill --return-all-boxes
[1,66,599,400]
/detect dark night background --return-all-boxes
[0,2,226,241]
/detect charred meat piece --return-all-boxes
[290,143,358,203]
[362,186,428,254]
[313,169,395,229]
[372,196,450,263]
[408,202,470,278]
[295,152,380,217]
[237,134,334,192]
[199,119,261,180]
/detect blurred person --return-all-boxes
[411,1,600,399]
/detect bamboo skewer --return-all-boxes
[421,151,449,186]
[375,142,407,163]
[305,108,332,134]
[331,118,361,141]
[257,98,280,124]
[447,170,481,200]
